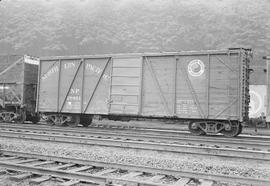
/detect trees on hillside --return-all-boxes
[0,0,269,62]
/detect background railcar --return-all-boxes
[249,85,267,118]
[248,61,267,127]
[37,48,252,137]
[264,56,270,124]
[0,55,39,123]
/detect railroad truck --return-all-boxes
[37,48,252,137]
[0,55,39,123]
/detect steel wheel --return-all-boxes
[66,115,80,127]
[237,124,243,135]
[31,116,39,124]
[16,115,26,123]
[188,121,205,136]
[0,112,3,123]
[80,115,92,127]
[16,111,26,123]
[221,122,240,137]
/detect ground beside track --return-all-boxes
[0,175,61,186]
[0,137,269,180]
[0,172,91,186]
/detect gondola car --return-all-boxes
[0,55,39,123]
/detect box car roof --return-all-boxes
[40,48,251,61]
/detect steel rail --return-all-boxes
[0,124,270,152]
[2,123,270,142]
[0,130,269,161]
[0,150,269,186]
[1,122,270,140]
[85,123,270,137]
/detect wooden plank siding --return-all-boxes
[110,57,142,114]
[37,49,251,122]
[38,58,112,114]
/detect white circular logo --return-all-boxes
[188,59,205,77]
[249,90,263,116]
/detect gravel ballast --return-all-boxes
[0,137,269,180]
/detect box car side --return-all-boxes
[37,49,251,136]
[37,57,112,114]
[109,49,250,122]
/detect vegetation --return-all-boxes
[0,0,269,65]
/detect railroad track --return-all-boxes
[1,123,270,151]
[0,124,270,161]
[1,122,270,141]
[2,121,270,138]
[0,150,269,186]
[90,122,270,133]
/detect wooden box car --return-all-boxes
[37,48,252,137]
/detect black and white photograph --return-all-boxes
[0,0,269,185]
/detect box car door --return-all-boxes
[109,57,142,115]
[141,56,175,117]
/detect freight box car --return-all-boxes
[248,85,267,127]
[248,63,267,127]
[0,55,39,123]
[249,85,267,118]
[264,56,270,125]
[37,48,252,137]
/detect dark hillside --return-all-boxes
[0,0,269,65]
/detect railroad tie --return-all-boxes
[105,179,139,186]
[199,179,213,186]
[58,179,80,186]
[30,160,55,167]
[120,171,142,179]
[9,172,33,181]
[29,175,51,184]
[15,158,38,164]
[0,169,6,175]
[146,175,166,183]
[171,178,190,186]
[50,163,75,170]
[68,166,93,173]
[0,156,19,161]
[92,168,117,176]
